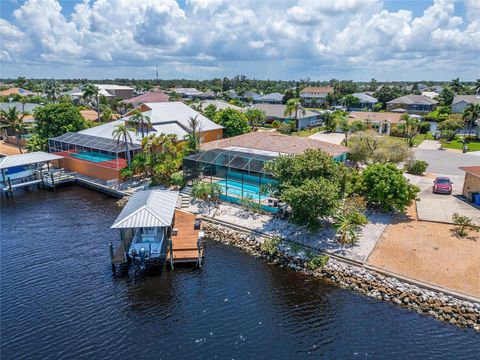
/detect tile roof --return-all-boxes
[452,95,480,105]
[459,166,480,177]
[386,95,438,105]
[301,87,334,94]
[0,87,33,96]
[352,93,378,103]
[348,111,404,124]
[200,131,348,157]
[123,91,170,104]
[257,92,284,101]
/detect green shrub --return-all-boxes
[261,236,281,256]
[191,181,222,201]
[120,167,133,180]
[240,194,264,214]
[170,171,185,187]
[418,122,431,134]
[440,129,457,141]
[405,159,428,175]
[307,255,330,270]
[452,213,479,238]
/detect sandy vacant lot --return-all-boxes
[0,141,23,156]
[367,205,480,298]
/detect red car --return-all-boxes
[433,177,452,195]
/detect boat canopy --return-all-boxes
[111,190,179,229]
[0,152,63,170]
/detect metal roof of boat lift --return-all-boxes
[50,132,142,153]
[0,151,64,170]
[185,148,276,173]
[111,190,179,229]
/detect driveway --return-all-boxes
[413,149,479,175]
[417,140,441,150]
[308,131,345,145]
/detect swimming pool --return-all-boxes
[71,151,116,163]
[216,179,269,201]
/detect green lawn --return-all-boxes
[294,126,325,137]
[412,133,435,146]
[441,138,480,152]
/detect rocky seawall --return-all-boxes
[203,222,480,331]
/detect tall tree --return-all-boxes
[82,83,100,122]
[0,107,30,153]
[284,98,305,130]
[462,103,480,141]
[112,123,134,166]
[245,108,265,128]
[44,79,61,103]
[186,115,203,154]
[129,109,152,138]
[214,108,250,137]
[401,114,420,147]
[475,79,480,95]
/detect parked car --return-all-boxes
[433,177,452,195]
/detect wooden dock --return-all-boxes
[167,210,204,266]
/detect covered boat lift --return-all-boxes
[0,151,73,196]
[109,190,204,275]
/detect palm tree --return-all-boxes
[190,102,204,113]
[284,98,305,131]
[0,107,29,153]
[462,103,480,141]
[450,77,462,94]
[168,92,182,102]
[44,79,60,103]
[82,83,100,122]
[475,79,480,95]
[245,108,265,129]
[129,109,152,138]
[100,106,114,123]
[20,96,28,114]
[112,123,134,166]
[186,115,203,154]
[401,114,420,147]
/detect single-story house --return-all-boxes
[195,91,216,100]
[451,95,480,114]
[0,102,41,146]
[122,91,170,108]
[300,87,334,107]
[173,88,202,99]
[421,91,439,99]
[459,166,480,202]
[386,95,438,114]
[198,100,245,112]
[48,102,223,181]
[349,93,378,111]
[348,111,404,135]
[253,92,284,104]
[183,131,348,212]
[242,91,262,101]
[94,84,135,99]
[251,104,321,130]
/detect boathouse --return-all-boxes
[110,190,204,272]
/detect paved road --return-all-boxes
[413,149,480,175]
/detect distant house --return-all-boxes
[174,88,202,100]
[195,90,216,100]
[421,91,439,99]
[242,91,262,101]
[348,111,405,136]
[94,84,135,99]
[0,102,41,146]
[0,87,33,97]
[451,95,480,113]
[122,91,170,108]
[48,102,223,181]
[198,100,245,112]
[300,87,334,107]
[386,95,438,114]
[253,92,284,104]
[252,104,321,130]
[349,93,378,111]
[459,166,480,202]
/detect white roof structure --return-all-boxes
[111,190,179,229]
[352,93,378,103]
[198,100,245,112]
[94,84,135,91]
[69,88,113,98]
[421,91,439,99]
[174,88,202,96]
[79,102,223,144]
[0,152,63,170]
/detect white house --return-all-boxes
[300,87,334,107]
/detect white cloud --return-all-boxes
[0,0,478,80]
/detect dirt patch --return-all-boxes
[0,141,23,156]
[367,205,480,298]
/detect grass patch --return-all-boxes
[441,138,480,152]
[293,126,325,137]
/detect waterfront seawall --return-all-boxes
[203,221,480,330]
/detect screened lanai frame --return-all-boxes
[48,132,142,170]
[183,148,280,211]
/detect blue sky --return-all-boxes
[1,0,478,81]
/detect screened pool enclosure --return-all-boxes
[183,149,280,212]
[49,132,142,170]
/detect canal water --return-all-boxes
[1,187,479,359]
